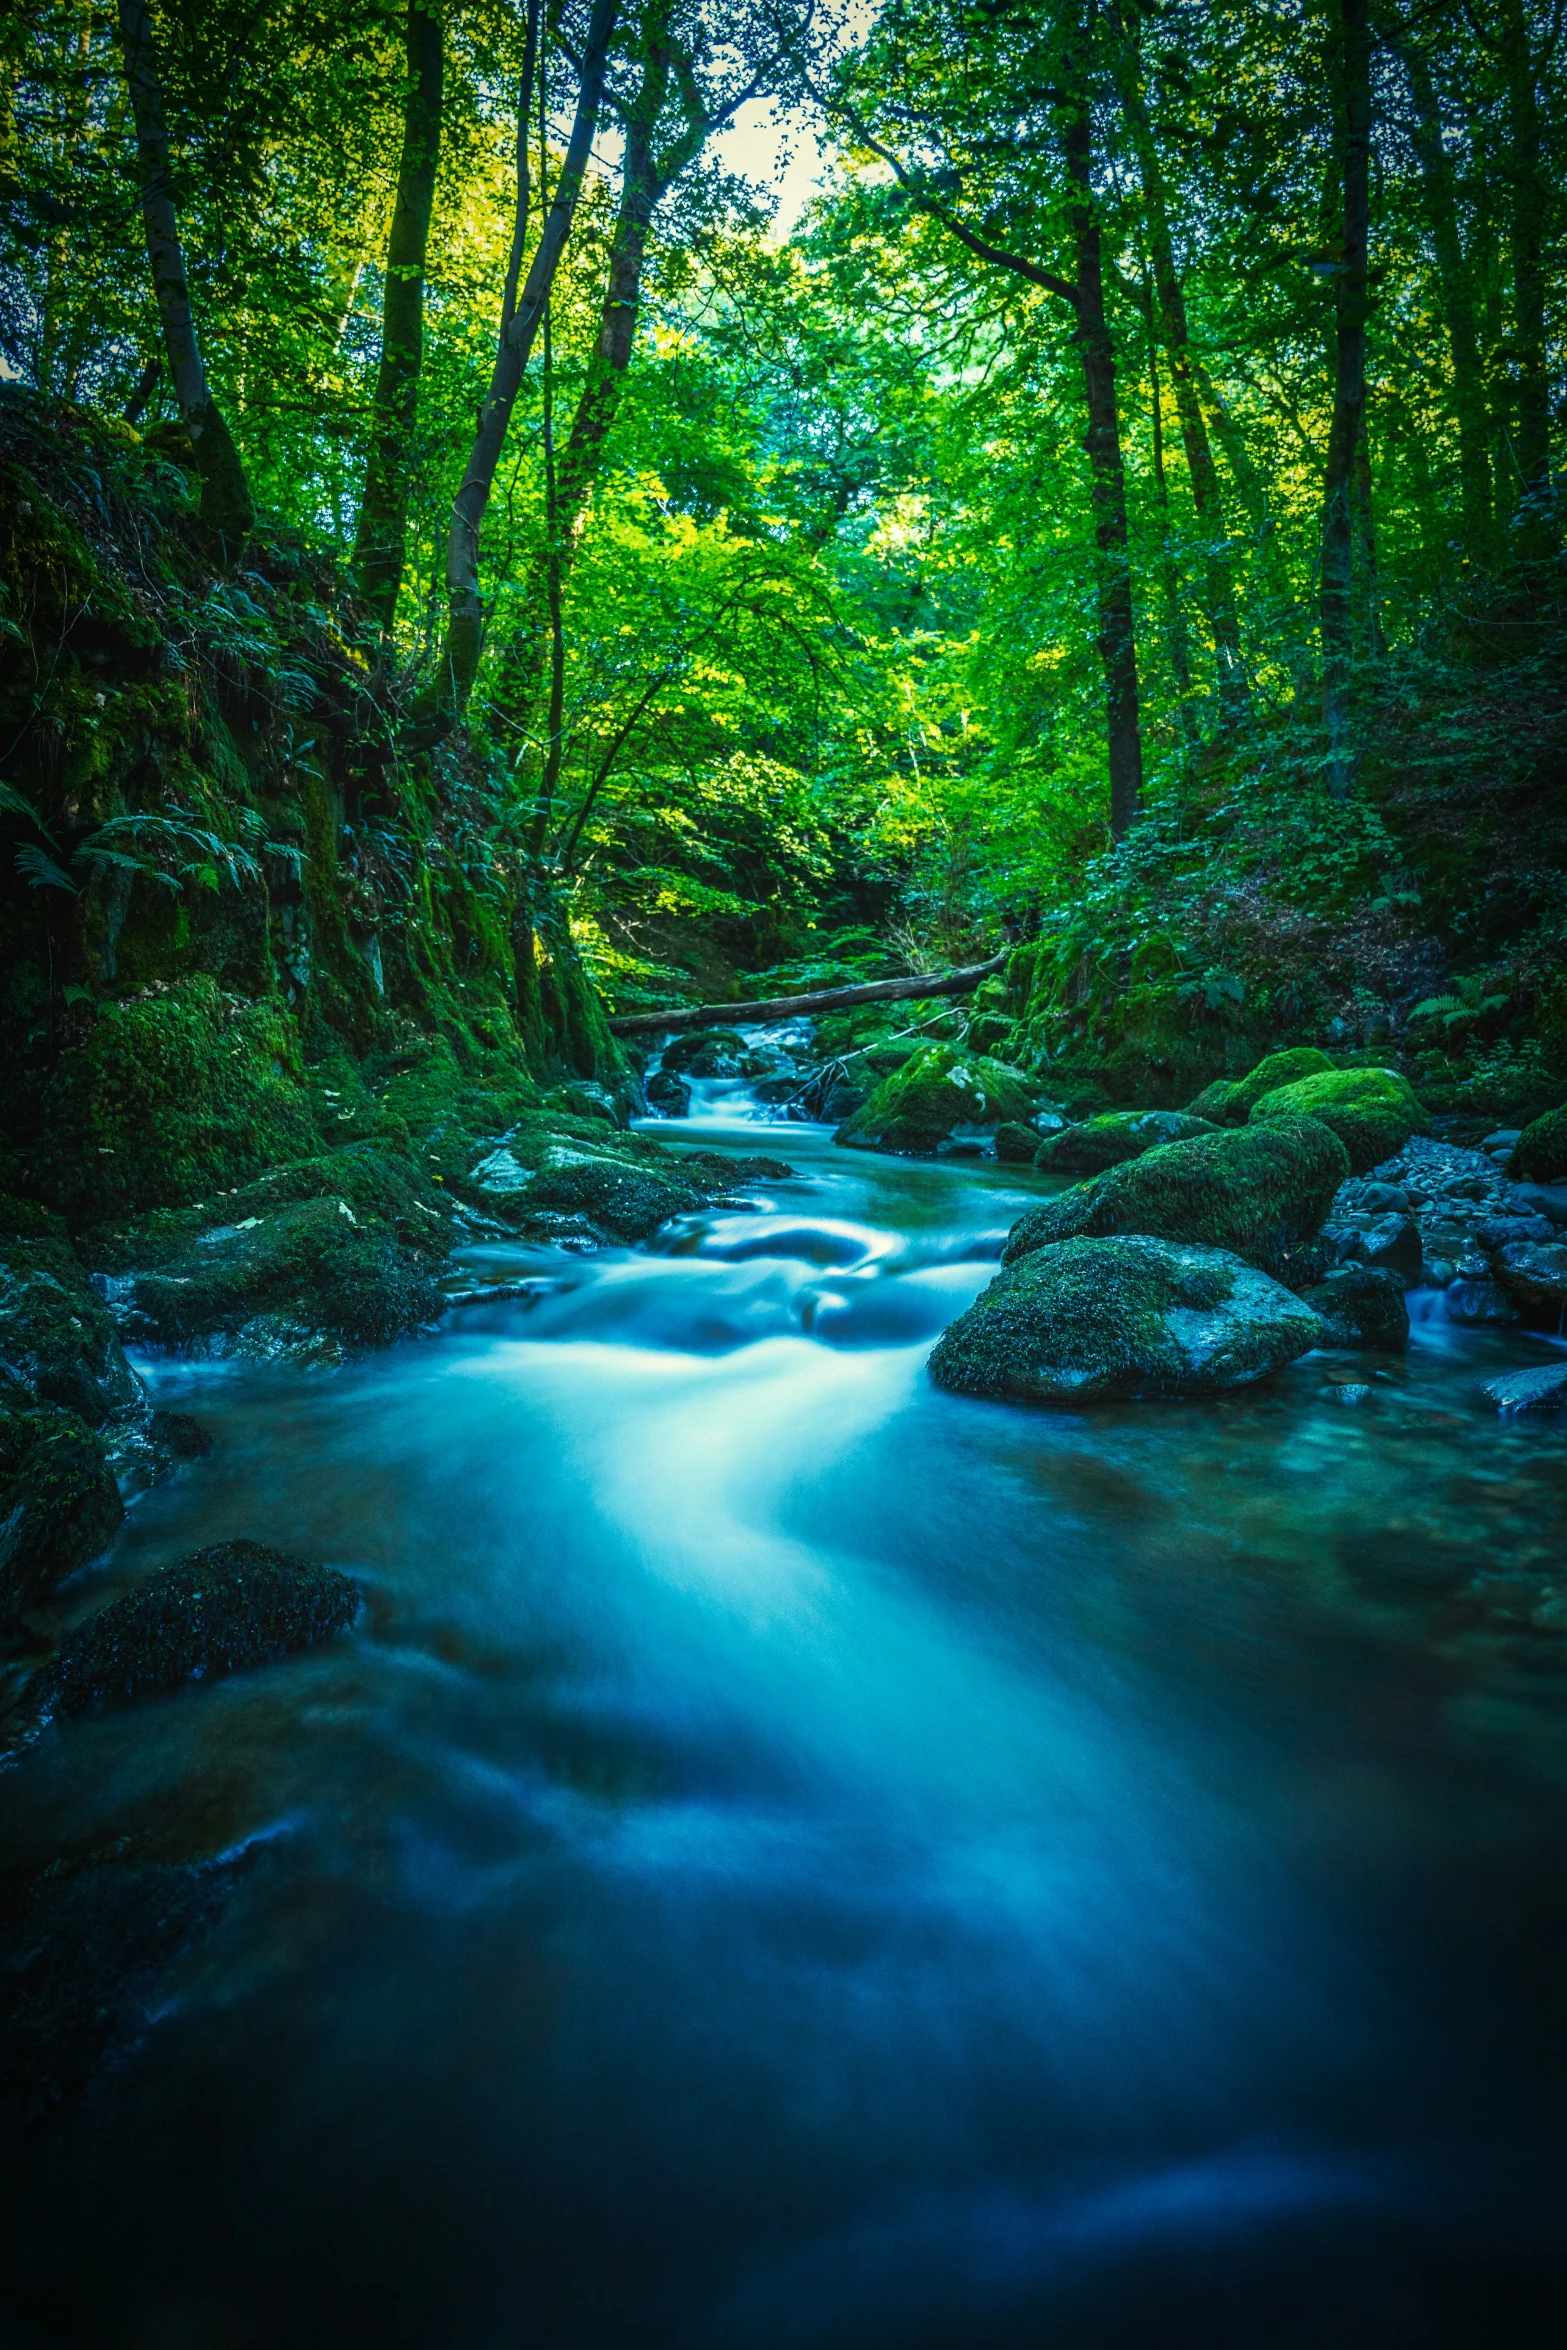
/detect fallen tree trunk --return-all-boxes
[605,947,1011,1036]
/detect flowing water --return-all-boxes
[5,1119,1567,2348]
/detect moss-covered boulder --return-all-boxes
[33,1540,359,1718]
[1002,1117,1350,1278]
[1507,1105,1567,1184]
[836,1043,1037,1156]
[0,1405,123,1613]
[0,1199,140,1425]
[1298,1265,1410,1351]
[1034,1109,1218,1175]
[1190,1049,1336,1127]
[1249,1067,1429,1174]
[928,1236,1322,1405]
[518,1155,707,1243]
[994,1122,1043,1165]
[660,1027,751,1079]
[32,979,317,1226]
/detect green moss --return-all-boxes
[1299,1266,1409,1350]
[1508,1104,1567,1184]
[1003,1117,1350,1276]
[1034,1109,1218,1175]
[519,1157,706,1243]
[836,1042,1037,1156]
[0,1405,123,1612]
[1249,1066,1429,1174]
[1192,1047,1336,1126]
[32,978,317,1226]
[83,1144,453,1275]
[994,1122,1042,1165]
[35,1539,359,1717]
[0,1222,140,1424]
[928,1235,1322,1404]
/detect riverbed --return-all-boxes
[4,1117,1567,2346]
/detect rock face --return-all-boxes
[0,1405,124,1614]
[1508,1106,1567,1185]
[929,1236,1322,1404]
[836,1043,1037,1156]
[34,1539,360,1718]
[1034,1110,1218,1175]
[1249,1067,1430,1174]
[1484,1363,1567,1414]
[1002,1118,1350,1279]
[1190,1048,1334,1127]
[1299,1266,1410,1350]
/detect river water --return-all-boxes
[5,1117,1567,2347]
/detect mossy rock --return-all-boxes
[1249,1067,1429,1174]
[1190,1048,1336,1127]
[835,1043,1037,1156]
[32,978,317,1225]
[1003,1118,1350,1278]
[928,1236,1322,1405]
[83,1146,453,1277]
[1034,1109,1218,1176]
[0,1405,123,1612]
[1508,1104,1567,1184]
[0,1218,140,1424]
[518,1156,707,1243]
[34,1539,359,1718]
[125,1192,444,1358]
[660,1027,751,1078]
[1299,1265,1410,1351]
[994,1123,1042,1165]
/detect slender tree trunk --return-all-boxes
[115,0,252,549]
[1352,418,1385,658]
[1320,0,1370,796]
[440,0,619,714]
[1116,30,1248,720]
[1145,294,1198,756]
[1498,0,1554,553]
[353,1,444,631]
[1381,11,1491,560]
[1063,98,1142,837]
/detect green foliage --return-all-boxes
[1248,1066,1430,1175]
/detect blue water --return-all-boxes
[4,1124,1567,2346]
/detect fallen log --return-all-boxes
[605,947,1011,1037]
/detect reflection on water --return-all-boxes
[4,1125,1567,2347]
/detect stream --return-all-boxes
[5,1112,1567,2346]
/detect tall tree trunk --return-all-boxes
[353,1,444,631]
[1063,97,1143,838]
[1498,0,1554,554]
[1320,0,1371,797]
[1380,9,1491,560]
[115,0,252,549]
[1115,26,1248,721]
[1144,287,1198,756]
[439,0,620,714]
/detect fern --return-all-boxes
[16,844,79,893]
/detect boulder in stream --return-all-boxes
[1189,1047,1335,1127]
[1507,1105,1567,1185]
[1002,1118,1349,1279]
[1484,1363,1567,1414]
[1034,1109,1218,1175]
[1489,1238,1567,1323]
[1248,1067,1430,1174]
[835,1042,1038,1156]
[0,1403,124,1614]
[1298,1265,1410,1350]
[929,1235,1322,1404]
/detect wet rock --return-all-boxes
[1508,1105,1567,1185]
[1443,1277,1521,1327]
[994,1122,1043,1165]
[1491,1239,1567,1322]
[1249,1067,1430,1175]
[1476,1215,1557,1252]
[929,1235,1322,1405]
[836,1043,1037,1157]
[519,1157,707,1243]
[0,1404,123,1615]
[33,1539,360,1720]
[1034,1109,1218,1176]
[660,1028,752,1080]
[1484,1363,1567,1414]
[0,1198,140,1426]
[1449,1573,1567,1637]
[645,1069,691,1118]
[1003,1118,1349,1279]
[1320,1211,1423,1285]
[1357,1183,1411,1216]
[147,1409,213,1461]
[1483,1129,1523,1155]
[1299,1265,1409,1350]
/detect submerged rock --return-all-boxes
[1484,1363,1567,1414]
[836,1043,1037,1156]
[1299,1265,1410,1350]
[1249,1067,1430,1175]
[33,1539,360,1719]
[1034,1109,1218,1175]
[929,1235,1322,1404]
[1190,1048,1334,1127]
[0,1404,124,1614]
[1002,1118,1349,1279]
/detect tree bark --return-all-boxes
[606,948,1011,1035]
[352,1,444,632]
[1498,0,1554,553]
[439,0,620,713]
[1062,95,1143,838]
[1320,0,1371,797]
[115,0,252,549]
[1379,7,1491,560]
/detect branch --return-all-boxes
[606,947,1012,1034]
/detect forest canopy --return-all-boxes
[2,0,1564,1113]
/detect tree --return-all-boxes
[1320,0,1371,795]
